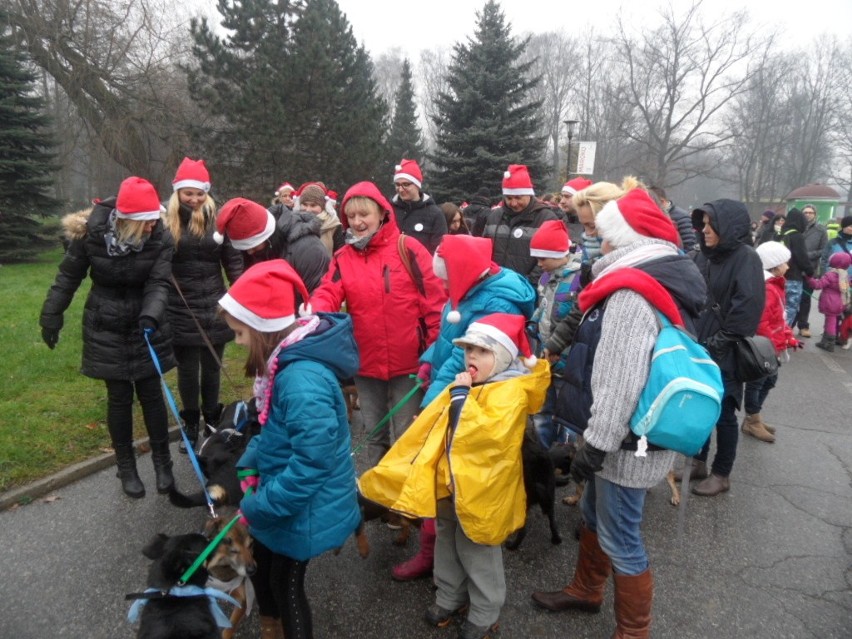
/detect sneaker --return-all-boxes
[458,620,499,639]
[424,603,468,628]
[843,341,851,350]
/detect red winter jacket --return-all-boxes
[309,182,447,380]
[757,274,793,354]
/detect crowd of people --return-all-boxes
[38,156,851,639]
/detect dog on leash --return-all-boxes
[204,514,257,639]
[351,494,415,558]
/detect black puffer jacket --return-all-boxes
[271,204,331,293]
[392,193,447,254]
[463,195,492,237]
[482,198,558,286]
[40,200,177,380]
[167,204,243,347]
[780,209,814,282]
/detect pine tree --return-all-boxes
[384,59,424,183]
[429,0,545,202]
[0,25,59,263]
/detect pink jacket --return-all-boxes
[805,270,847,316]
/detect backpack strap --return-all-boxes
[397,234,426,297]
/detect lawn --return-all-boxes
[0,247,251,493]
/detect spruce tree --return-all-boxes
[429,0,545,203]
[384,59,424,184]
[0,25,59,263]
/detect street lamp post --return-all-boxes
[564,119,579,181]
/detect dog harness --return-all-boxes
[206,574,255,617]
[126,586,240,628]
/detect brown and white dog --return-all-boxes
[204,514,257,639]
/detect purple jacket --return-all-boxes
[805,270,847,315]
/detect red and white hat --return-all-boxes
[595,188,679,247]
[561,177,593,196]
[502,164,535,196]
[213,198,276,251]
[219,259,310,332]
[172,157,211,193]
[115,177,164,221]
[453,312,537,368]
[394,159,423,189]
[530,220,572,258]
[433,235,499,324]
[326,190,338,205]
[274,182,295,197]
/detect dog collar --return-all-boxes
[127,586,240,627]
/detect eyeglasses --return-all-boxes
[395,182,414,190]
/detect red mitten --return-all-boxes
[237,510,249,527]
[416,362,432,390]
[240,474,259,495]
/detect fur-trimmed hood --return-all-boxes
[62,208,93,241]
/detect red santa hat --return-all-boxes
[172,157,211,193]
[595,188,680,247]
[115,177,164,221]
[453,312,537,368]
[561,177,593,196]
[219,259,310,332]
[393,159,423,189]
[213,198,276,251]
[530,220,572,258]
[502,164,535,196]
[326,190,338,204]
[433,235,500,324]
[274,182,295,197]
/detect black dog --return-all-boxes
[505,425,562,550]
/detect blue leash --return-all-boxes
[143,329,218,518]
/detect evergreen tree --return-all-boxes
[429,1,545,202]
[0,24,59,263]
[383,59,424,183]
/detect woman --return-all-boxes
[295,182,344,255]
[440,202,470,235]
[162,158,243,452]
[40,177,177,499]
[310,182,447,466]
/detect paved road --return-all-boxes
[1,339,850,638]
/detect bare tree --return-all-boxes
[372,47,404,115]
[417,47,449,151]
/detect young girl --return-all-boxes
[220,259,360,639]
[163,158,243,452]
[805,251,852,352]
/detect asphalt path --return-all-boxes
[1,331,850,638]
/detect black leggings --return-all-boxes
[252,539,312,638]
[104,376,169,445]
[173,344,224,415]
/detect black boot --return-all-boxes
[178,409,200,454]
[202,403,224,436]
[150,440,175,494]
[816,335,835,352]
[114,444,145,499]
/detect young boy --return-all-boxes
[359,313,548,639]
[528,220,581,448]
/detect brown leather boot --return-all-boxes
[672,459,709,482]
[612,569,653,638]
[259,615,285,639]
[741,413,775,443]
[692,473,730,497]
[531,524,611,612]
[757,413,776,434]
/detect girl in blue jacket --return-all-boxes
[218,259,360,639]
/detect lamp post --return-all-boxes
[564,119,579,181]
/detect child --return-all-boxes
[220,259,361,639]
[360,313,548,639]
[528,220,581,448]
[744,242,802,442]
[805,251,852,352]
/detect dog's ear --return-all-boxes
[141,533,170,560]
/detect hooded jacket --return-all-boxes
[392,191,448,254]
[759,274,794,353]
[780,209,814,282]
[237,313,361,561]
[482,198,558,286]
[310,182,447,380]
[40,201,176,380]
[269,204,330,293]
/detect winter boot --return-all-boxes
[114,443,145,499]
[741,413,775,443]
[259,616,285,639]
[392,518,436,581]
[178,409,200,455]
[150,439,175,494]
[612,569,653,639]
[531,523,612,613]
[202,403,224,437]
[816,335,835,352]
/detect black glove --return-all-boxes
[139,316,158,334]
[42,327,59,350]
[579,262,593,288]
[570,443,607,483]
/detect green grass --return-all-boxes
[0,247,251,492]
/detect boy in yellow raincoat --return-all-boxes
[359,313,548,639]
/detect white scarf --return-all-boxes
[593,241,679,281]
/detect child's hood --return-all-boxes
[277,312,359,380]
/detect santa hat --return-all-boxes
[561,177,593,196]
[326,190,338,204]
[502,164,535,196]
[595,188,680,247]
[530,220,572,258]
[219,259,310,332]
[755,241,791,271]
[394,159,423,189]
[433,235,499,324]
[115,177,164,221]
[172,157,211,193]
[274,182,295,197]
[453,313,537,368]
[213,198,276,250]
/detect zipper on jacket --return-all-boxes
[383,265,390,293]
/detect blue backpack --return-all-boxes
[629,312,723,457]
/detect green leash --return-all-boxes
[351,375,423,457]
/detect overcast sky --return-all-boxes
[335,0,852,59]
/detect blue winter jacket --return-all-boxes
[238,313,361,561]
[420,268,536,406]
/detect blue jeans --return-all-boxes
[695,394,739,477]
[744,373,778,415]
[532,378,571,448]
[580,475,648,575]
[785,280,803,328]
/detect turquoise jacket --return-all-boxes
[238,313,360,561]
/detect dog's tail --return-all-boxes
[168,485,228,509]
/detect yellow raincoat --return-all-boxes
[358,360,548,545]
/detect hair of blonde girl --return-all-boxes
[115,218,151,245]
[573,176,646,216]
[163,191,217,246]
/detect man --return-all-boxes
[560,177,592,244]
[463,187,492,237]
[391,158,447,254]
[648,185,696,252]
[482,164,558,286]
[780,209,814,327]
[796,204,828,337]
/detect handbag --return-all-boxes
[733,334,778,383]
